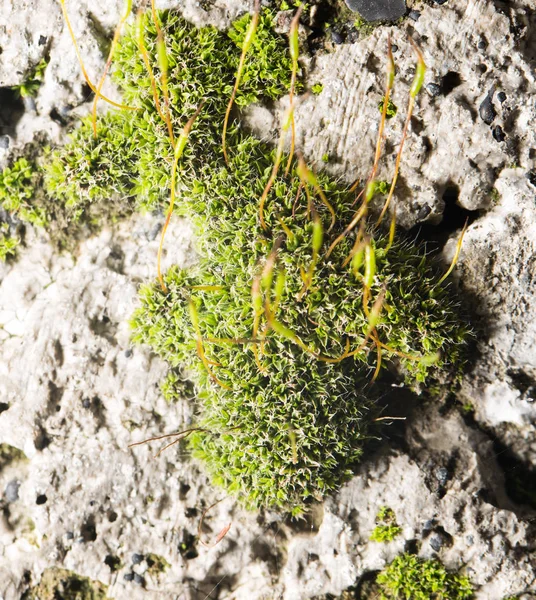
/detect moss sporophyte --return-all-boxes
[28,4,469,513]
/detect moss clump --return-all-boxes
[145,553,171,578]
[376,554,473,600]
[312,554,473,600]
[22,568,108,600]
[12,58,48,99]
[44,9,295,216]
[370,506,402,542]
[46,8,468,513]
[0,157,47,228]
[0,443,28,470]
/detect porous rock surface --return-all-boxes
[1,0,535,598]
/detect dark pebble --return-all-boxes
[132,553,144,564]
[416,204,432,220]
[426,82,441,97]
[4,480,20,503]
[422,519,435,534]
[434,0,448,4]
[331,30,343,45]
[408,10,421,21]
[479,92,496,124]
[492,125,506,142]
[124,349,133,358]
[344,0,406,22]
[66,531,74,539]
[390,44,399,52]
[38,35,47,46]
[123,572,134,582]
[36,494,47,505]
[497,91,507,102]
[477,38,488,50]
[429,535,444,551]
[0,135,10,149]
[133,573,146,585]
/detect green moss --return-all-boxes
[312,83,324,95]
[376,554,473,600]
[145,553,171,578]
[44,8,295,215]
[12,58,48,98]
[0,157,47,227]
[0,227,19,261]
[0,443,28,470]
[370,506,402,542]
[45,8,469,513]
[22,568,108,600]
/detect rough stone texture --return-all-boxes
[344,0,407,22]
[1,0,536,598]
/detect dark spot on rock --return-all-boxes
[185,507,198,518]
[132,553,144,565]
[426,82,441,97]
[309,553,319,561]
[0,135,10,149]
[34,425,51,451]
[479,89,496,124]
[391,43,399,52]
[466,534,474,545]
[38,35,47,46]
[497,91,507,103]
[0,402,9,414]
[179,482,191,500]
[429,526,453,551]
[477,37,487,50]
[179,533,199,560]
[49,107,71,126]
[105,554,122,572]
[80,518,97,542]
[422,519,435,536]
[124,572,134,582]
[346,29,360,44]
[66,531,74,539]
[408,10,421,20]
[331,30,343,45]
[133,573,145,585]
[526,170,536,187]
[508,369,536,401]
[4,479,20,503]
[404,539,419,554]
[441,71,462,95]
[0,88,24,136]
[492,125,506,142]
[108,510,118,522]
[344,0,406,22]
[106,245,125,273]
[36,494,47,505]
[124,349,133,358]
[433,0,448,4]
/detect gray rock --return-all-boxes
[4,479,20,503]
[345,0,406,21]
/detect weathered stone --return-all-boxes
[344,0,406,21]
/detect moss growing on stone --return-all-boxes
[0,442,28,470]
[43,7,469,513]
[370,506,402,542]
[22,568,108,600]
[145,553,171,578]
[376,553,473,599]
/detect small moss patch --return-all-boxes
[22,568,108,600]
[370,506,402,542]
